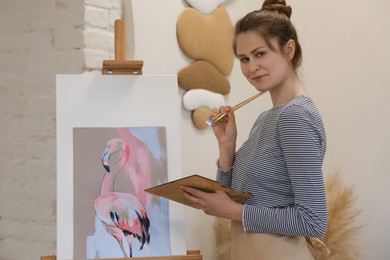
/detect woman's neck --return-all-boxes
[269,74,305,108]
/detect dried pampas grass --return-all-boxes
[319,170,365,259]
[214,170,364,260]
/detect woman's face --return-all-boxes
[236,31,293,93]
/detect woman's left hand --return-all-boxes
[179,186,243,221]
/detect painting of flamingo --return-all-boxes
[94,138,150,257]
[73,127,171,258]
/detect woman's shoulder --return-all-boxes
[276,95,326,135]
[279,95,321,119]
[277,95,327,154]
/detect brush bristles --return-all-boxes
[206,119,214,126]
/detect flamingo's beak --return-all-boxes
[101,147,111,172]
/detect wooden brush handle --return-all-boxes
[233,91,266,110]
[207,91,266,125]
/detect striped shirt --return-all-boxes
[217,95,327,238]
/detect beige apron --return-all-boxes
[231,221,318,260]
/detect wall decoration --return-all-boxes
[186,0,226,14]
[177,2,234,130]
[177,6,234,75]
[178,60,230,94]
[182,89,225,111]
[56,75,186,260]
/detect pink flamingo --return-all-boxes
[94,138,150,257]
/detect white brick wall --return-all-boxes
[0,0,121,259]
[84,1,122,72]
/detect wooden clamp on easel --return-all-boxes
[102,19,143,75]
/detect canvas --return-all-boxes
[56,75,186,260]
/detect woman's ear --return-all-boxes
[284,39,296,61]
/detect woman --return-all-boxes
[180,0,327,259]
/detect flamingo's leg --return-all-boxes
[118,239,128,258]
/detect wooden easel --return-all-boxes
[41,250,202,260]
[102,19,143,75]
[54,18,199,260]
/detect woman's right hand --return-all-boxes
[210,106,237,143]
[210,106,237,170]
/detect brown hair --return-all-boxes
[233,0,302,70]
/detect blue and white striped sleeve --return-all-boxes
[216,160,233,188]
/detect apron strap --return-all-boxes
[306,237,331,257]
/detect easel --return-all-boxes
[41,250,202,260]
[52,18,201,260]
[102,19,143,75]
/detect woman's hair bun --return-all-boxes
[261,0,292,18]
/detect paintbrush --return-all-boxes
[206,91,267,126]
